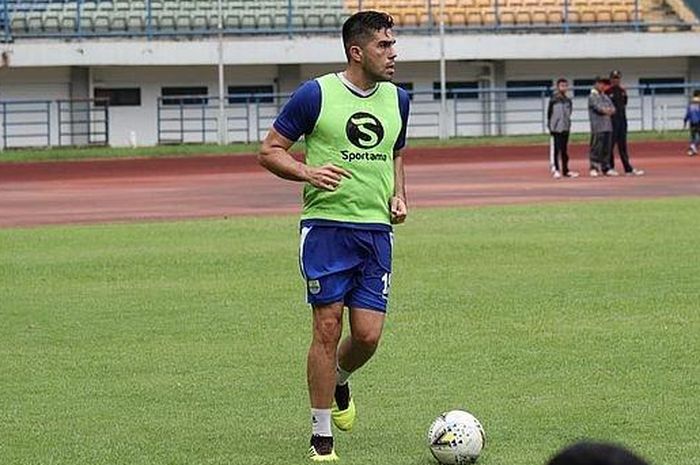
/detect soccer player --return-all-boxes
[258,11,410,462]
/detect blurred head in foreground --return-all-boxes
[546,441,650,465]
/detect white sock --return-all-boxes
[311,408,332,437]
[336,364,352,386]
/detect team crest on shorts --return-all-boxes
[308,280,321,295]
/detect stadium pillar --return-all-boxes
[492,61,506,137]
[277,64,302,95]
[69,67,90,146]
[438,0,447,140]
[689,57,700,84]
[217,0,227,145]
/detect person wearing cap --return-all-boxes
[605,70,645,175]
[683,90,700,156]
[547,78,578,178]
[588,76,617,177]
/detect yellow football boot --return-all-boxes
[308,436,339,462]
[331,397,356,432]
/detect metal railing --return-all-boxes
[1,83,696,150]
[0,98,109,150]
[57,98,109,146]
[156,94,283,144]
[1,0,698,43]
[154,83,700,144]
[0,100,51,149]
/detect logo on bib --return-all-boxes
[346,112,384,149]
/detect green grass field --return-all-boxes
[1,199,699,465]
[0,130,688,163]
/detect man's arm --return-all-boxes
[591,94,615,116]
[547,98,554,130]
[259,127,350,191]
[390,152,407,224]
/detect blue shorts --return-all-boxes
[299,223,393,312]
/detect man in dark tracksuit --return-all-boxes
[547,78,578,178]
[588,76,616,177]
[605,70,644,175]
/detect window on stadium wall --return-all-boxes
[161,86,209,105]
[639,78,685,95]
[396,82,414,100]
[432,81,478,100]
[228,85,274,104]
[94,88,141,107]
[506,80,553,98]
[573,79,595,97]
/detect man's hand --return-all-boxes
[304,164,351,191]
[390,196,407,224]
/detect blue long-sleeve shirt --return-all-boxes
[684,102,700,126]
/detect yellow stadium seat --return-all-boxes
[597,9,613,23]
[531,9,547,23]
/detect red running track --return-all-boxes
[1,141,698,228]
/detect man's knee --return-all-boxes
[353,327,382,351]
[313,311,342,346]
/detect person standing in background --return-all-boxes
[683,90,700,156]
[588,76,616,177]
[605,70,645,176]
[547,78,578,178]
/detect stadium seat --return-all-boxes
[612,8,630,22]
[11,16,28,33]
[596,9,613,23]
[531,9,547,24]
[3,0,688,36]
[93,14,110,32]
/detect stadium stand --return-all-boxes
[1,0,698,37]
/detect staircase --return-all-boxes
[642,0,694,30]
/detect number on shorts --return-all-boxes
[381,272,392,296]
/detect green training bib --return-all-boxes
[301,73,402,225]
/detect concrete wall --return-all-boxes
[3,32,700,67]
[0,57,697,147]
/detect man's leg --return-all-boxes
[332,229,391,432]
[337,308,385,375]
[330,308,385,431]
[590,132,602,173]
[601,132,613,173]
[618,124,633,172]
[610,126,619,171]
[551,133,562,174]
[308,301,344,459]
[549,135,559,173]
[560,131,570,175]
[589,133,596,170]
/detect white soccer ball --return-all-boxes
[427,410,485,465]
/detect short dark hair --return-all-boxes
[342,11,394,61]
[556,78,568,85]
[547,441,650,465]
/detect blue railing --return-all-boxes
[1,0,698,43]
